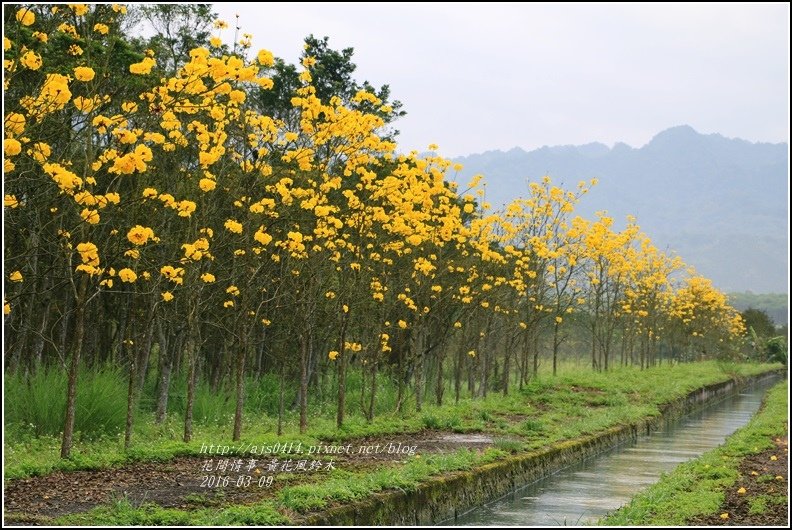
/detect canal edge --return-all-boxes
[301,369,786,526]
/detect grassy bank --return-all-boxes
[4,361,780,481]
[600,379,788,526]
[3,361,782,525]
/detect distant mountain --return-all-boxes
[454,126,789,293]
[728,292,788,326]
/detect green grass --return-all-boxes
[4,361,781,482]
[53,496,289,526]
[493,437,524,453]
[600,380,788,525]
[5,361,782,526]
[278,448,504,512]
[53,448,505,526]
[5,366,128,439]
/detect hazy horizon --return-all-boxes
[453,124,790,157]
[213,3,789,157]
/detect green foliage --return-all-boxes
[255,34,405,135]
[133,4,216,73]
[742,307,788,364]
[764,336,787,365]
[742,308,777,338]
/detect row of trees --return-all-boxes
[3,4,746,458]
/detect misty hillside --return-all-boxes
[454,126,788,293]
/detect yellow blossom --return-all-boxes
[81,208,100,225]
[20,51,42,70]
[4,138,22,157]
[199,178,216,192]
[129,57,155,75]
[9,271,23,282]
[6,113,25,135]
[254,228,273,246]
[16,8,35,26]
[29,142,51,162]
[224,219,243,234]
[161,291,174,302]
[73,66,96,82]
[119,268,137,283]
[69,4,90,16]
[257,49,274,66]
[127,225,155,245]
[160,265,185,284]
[406,234,422,246]
[177,200,196,217]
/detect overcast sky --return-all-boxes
[213,2,789,157]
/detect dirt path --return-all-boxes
[4,431,496,523]
[689,436,788,526]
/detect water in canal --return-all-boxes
[451,375,781,526]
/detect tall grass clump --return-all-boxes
[5,365,127,439]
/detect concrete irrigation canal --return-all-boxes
[448,374,783,526]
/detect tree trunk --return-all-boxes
[532,331,540,379]
[136,310,157,392]
[299,332,309,434]
[31,292,51,373]
[155,320,171,424]
[552,320,561,376]
[61,276,88,459]
[413,329,425,412]
[233,336,247,441]
[454,337,463,404]
[183,324,199,443]
[336,314,349,428]
[124,343,136,450]
[502,334,514,396]
[435,346,445,406]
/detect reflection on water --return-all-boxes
[450,376,780,526]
